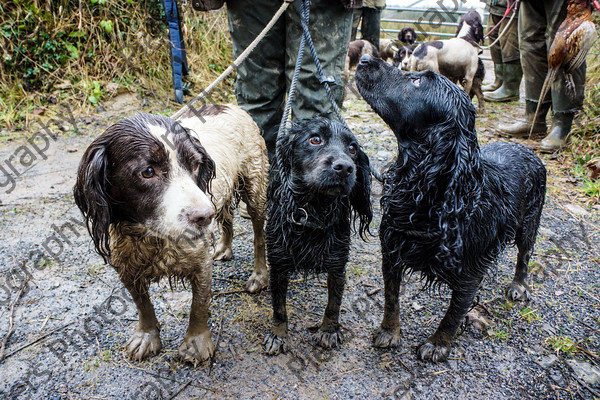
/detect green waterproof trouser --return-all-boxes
[227,0,353,158]
[352,6,382,48]
[518,0,586,113]
[487,11,520,64]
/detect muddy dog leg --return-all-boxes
[461,57,477,95]
[471,83,484,114]
[507,202,542,302]
[123,279,162,361]
[373,249,402,348]
[242,187,268,293]
[179,268,215,365]
[263,268,289,355]
[417,285,478,362]
[214,204,233,261]
[507,240,534,302]
[316,269,345,349]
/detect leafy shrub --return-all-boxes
[0,0,233,126]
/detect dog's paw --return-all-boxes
[417,340,450,363]
[245,271,268,293]
[178,331,215,365]
[506,281,531,302]
[126,328,162,361]
[263,333,288,355]
[373,326,401,348]
[316,327,344,349]
[213,244,233,261]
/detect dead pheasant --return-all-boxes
[530,0,599,137]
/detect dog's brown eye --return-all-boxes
[309,136,322,145]
[141,167,155,179]
[348,144,357,155]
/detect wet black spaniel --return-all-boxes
[263,117,372,355]
[356,55,546,363]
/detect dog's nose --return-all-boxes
[186,207,215,227]
[332,160,354,178]
[359,54,372,64]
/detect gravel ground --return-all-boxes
[0,75,599,399]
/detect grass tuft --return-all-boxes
[518,307,542,323]
[545,336,578,356]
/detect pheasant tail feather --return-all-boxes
[529,69,557,139]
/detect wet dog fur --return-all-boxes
[74,105,268,364]
[263,117,372,355]
[356,55,546,362]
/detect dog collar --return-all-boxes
[402,229,440,239]
[289,207,333,230]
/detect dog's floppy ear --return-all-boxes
[273,123,297,187]
[474,23,484,44]
[189,135,216,193]
[436,99,481,272]
[169,120,216,193]
[73,143,113,263]
[350,146,373,239]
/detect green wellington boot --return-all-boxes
[482,63,503,92]
[497,100,550,138]
[540,112,574,153]
[483,62,522,102]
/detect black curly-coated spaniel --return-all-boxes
[263,117,372,355]
[355,55,546,363]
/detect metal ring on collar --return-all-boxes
[290,208,309,225]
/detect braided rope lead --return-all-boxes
[171,1,292,120]
[481,0,519,51]
[299,0,347,127]
[278,1,306,138]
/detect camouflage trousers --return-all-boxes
[227,0,353,159]
[518,0,586,113]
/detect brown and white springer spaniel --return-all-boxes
[74,104,268,364]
